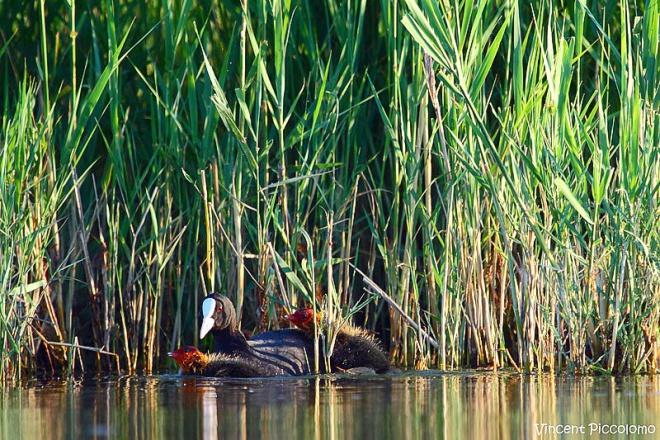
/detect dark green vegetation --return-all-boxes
[1,0,659,380]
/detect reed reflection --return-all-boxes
[1,374,659,439]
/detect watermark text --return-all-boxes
[534,423,656,436]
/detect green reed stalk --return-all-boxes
[2,0,660,379]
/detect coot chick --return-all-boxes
[285,308,390,373]
[169,346,263,377]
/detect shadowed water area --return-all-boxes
[1,372,659,439]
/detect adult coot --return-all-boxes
[199,293,322,376]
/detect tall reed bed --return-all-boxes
[0,0,658,380]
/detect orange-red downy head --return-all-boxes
[168,346,205,373]
[285,308,322,331]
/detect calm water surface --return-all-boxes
[2,372,659,439]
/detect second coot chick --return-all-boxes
[285,308,390,373]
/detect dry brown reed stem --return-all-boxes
[355,265,440,351]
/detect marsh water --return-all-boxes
[1,372,659,439]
